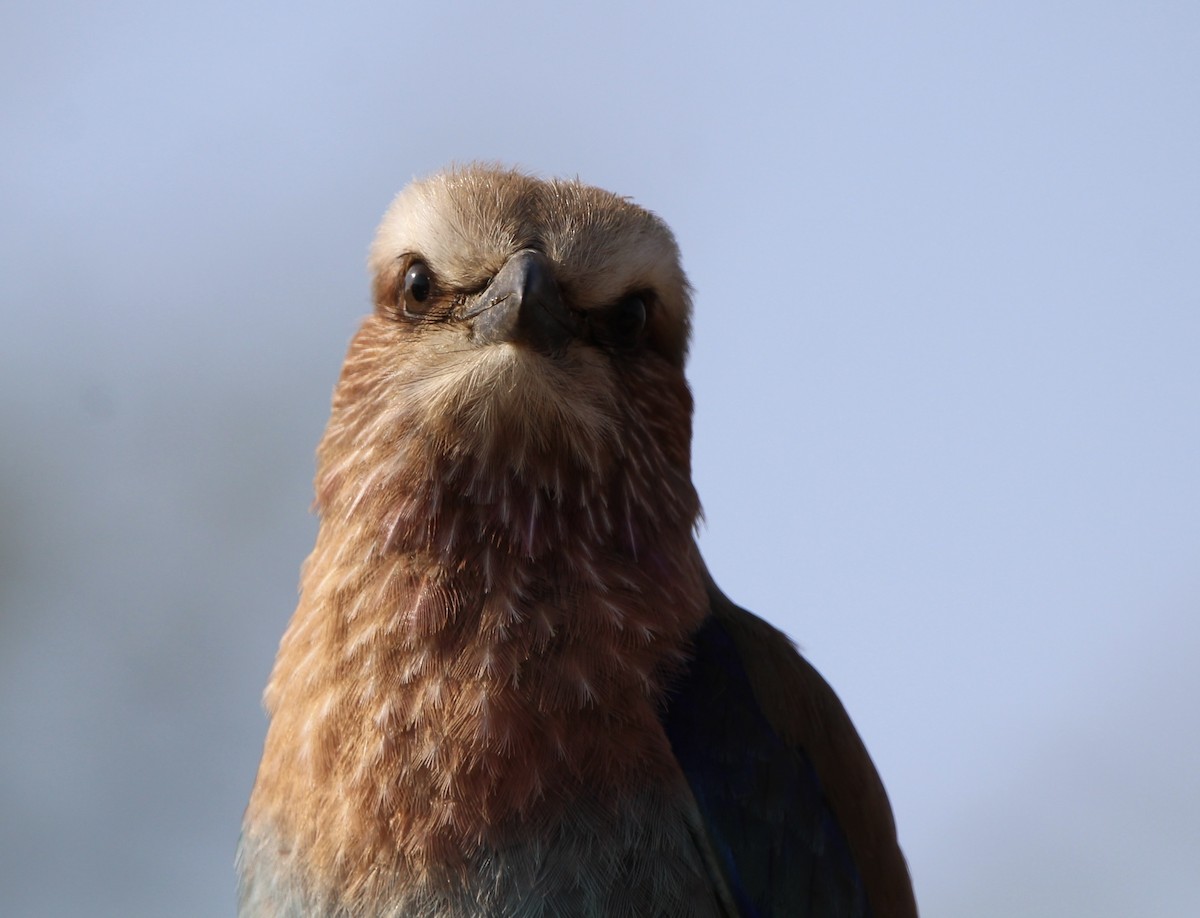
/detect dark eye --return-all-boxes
[402,262,434,315]
[603,293,647,348]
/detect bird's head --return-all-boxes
[318,165,700,562]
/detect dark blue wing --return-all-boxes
[662,612,871,918]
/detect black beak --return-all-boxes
[466,249,577,353]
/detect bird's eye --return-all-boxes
[602,293,648,349]
[402,262,434,315]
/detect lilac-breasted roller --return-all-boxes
[239,166,917,917]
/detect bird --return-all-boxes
[238,165,917,917]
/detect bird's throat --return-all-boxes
[246,470,708,894]
[245,322,709,892]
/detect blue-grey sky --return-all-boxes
[2,2,1198,916]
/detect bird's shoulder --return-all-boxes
[660,576,917,918]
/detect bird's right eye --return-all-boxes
[401,262,434,316]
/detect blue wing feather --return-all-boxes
[662,613,871,917]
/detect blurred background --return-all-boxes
[2,2,1197,915]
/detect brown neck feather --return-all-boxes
[247,321,708,890]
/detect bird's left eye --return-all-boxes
[599,294,648,349]
[402,262,435,316]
